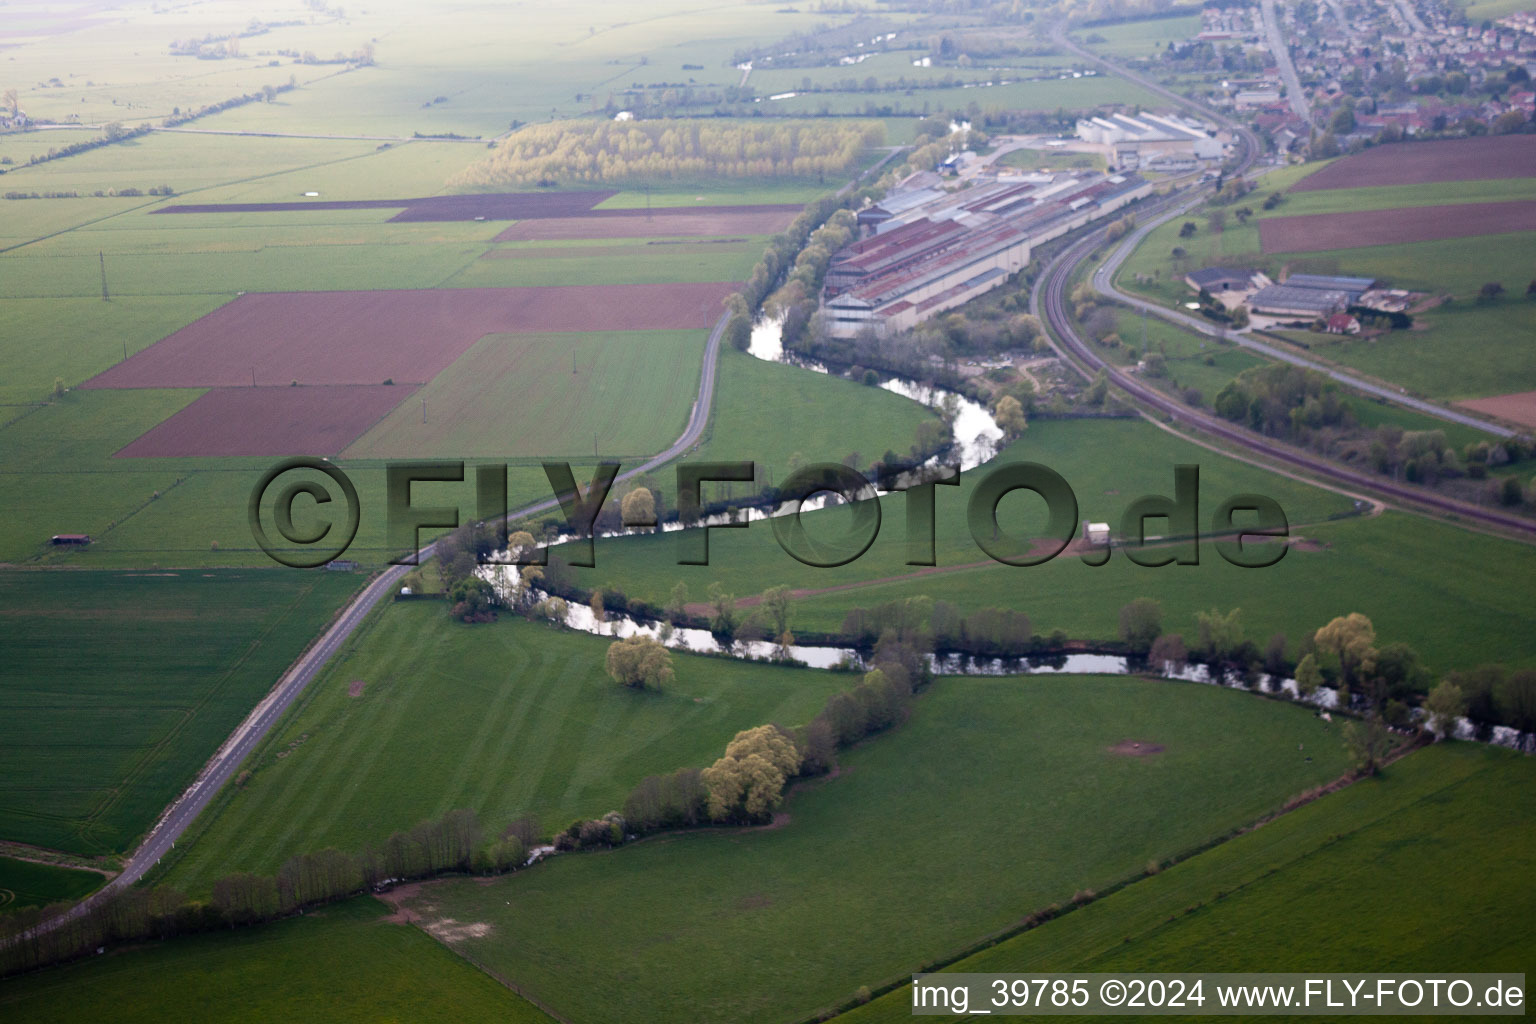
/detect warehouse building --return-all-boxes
[1248,272,1380,320]
[1074,112,1224,169]
[1248,284,1350,318]
[825,172,1152,337]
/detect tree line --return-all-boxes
[451,119,884,188]
[621,636,930,834]
[0,809,518,978]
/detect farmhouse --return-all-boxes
[825,172,1152,337]
[1325,312,1361,334]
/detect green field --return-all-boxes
[765,75,1162,117]
[552,417,1536,674]
[1078,15,1203,58]
[440,243,762,288]
[998,146,1108,173]
[390,674,1351,1024]
[782,509,1536,675]
[0,344,938,570]
[1274,297,1536,403]
[0,569,361,856]
[158,607,855,892]
[0,857,105,911]
[836,741,1535,1022]
[692,347,942,474]
[1262,176,1536,218]
[0,897,552,1023]
[344,329,707,459]
[3,0,867,137]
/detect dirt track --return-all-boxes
[1260,200,1536,252]
[82,282,738,390]
[1288,136,1536,191]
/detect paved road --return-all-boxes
[28,308,732,934]
[1259,0,1312,122]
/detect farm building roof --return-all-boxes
[1187,267,1255,291]
[1250,284,1349,315]
[1283,273,1377,295]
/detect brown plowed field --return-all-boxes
[1289,136,1536,191]
[1259,200,1536,253]
[81,282,736,389]
[494,204,801,240]
[1459,391,1536,430]
[153,191,615,220]
[114,385,414,457]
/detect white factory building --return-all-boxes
[822,172,1152,338]
[1074,113,1224,170]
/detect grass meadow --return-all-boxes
[0,569,361,856]
[442,241,763,289]
[1078,15,1203,58]
[395,674,1350,1024]
[0,857,104,911]
[4,0,871,137]
[764,75,1162,117]
[343,329,707,460]
[0,897,551,1023]
[692,346,942,473]
[836,741,1535,1022]
[559,417,1536,674]
[157,607,855,892]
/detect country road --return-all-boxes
[1259,0,1312,122]
[28,307,732,933]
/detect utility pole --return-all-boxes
[99,252,110,302]
[421,394,427,423]
[251,366,256,387]
[645,184,651,221]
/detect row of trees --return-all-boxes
[622,637,928,832]
[452,120,885,188]
[0,809,511,978]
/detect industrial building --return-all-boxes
[1248,274,1378,320]
[1073,113,1224,171]
[823,172,1153,337]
